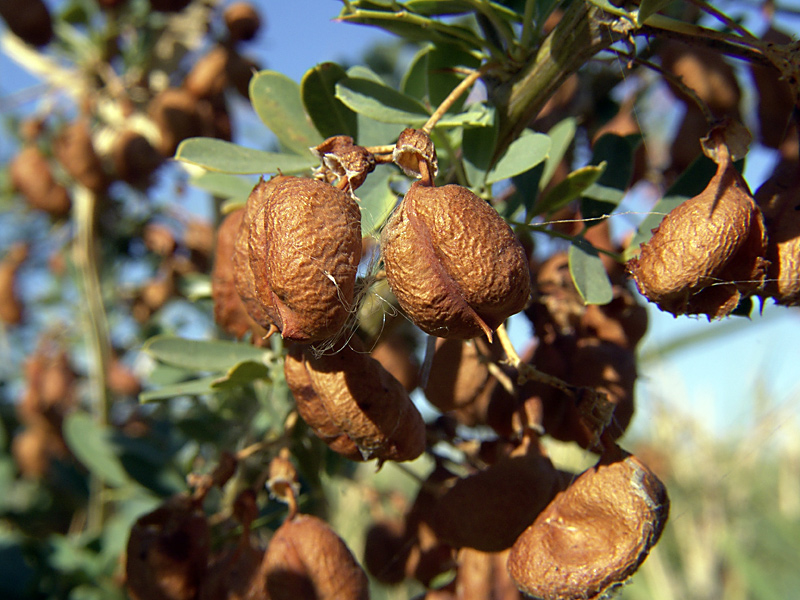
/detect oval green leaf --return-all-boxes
[63,412,133,488]
[212,360,271,390]
[568,242,613,305]
[485,129,550,184]
[533,163,606,216]
[139,376,220,403]
[142,335,270,372]
[189,171,257,200]
[358,167,398,236]
[249,70,322,155]
[301,62,358,139]
[336,77,430,125]
[176,138,316,174]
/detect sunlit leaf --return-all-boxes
[301,62,358,139]
[336,77,430,124]
[139,376,219,403]
[402,0,521,21]
[637,0,673,24]
[485,129,550,184]
[402,45,430,99]
[358,167,398,235]
[539,117,576,190]
[568,241,613,305]
[212,360,271,389]
[142,335,270,372]
[249,70,322,156]
[534,163,606,215]
[176,138,315,174]
[189,171,257,200]
[63,412,134,488]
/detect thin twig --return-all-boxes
[495,323,574,396]
[688,0,759,41]
[421,64,493,134]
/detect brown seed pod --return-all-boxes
[381,181,531,339]
[370,330,420,393]
[53,119,108,193]
[234,175,362,342]
[455,547,523,600]
[264,513,369,600]
[107,356,142,397]
[284,339,426,463]
[12,418,69,479]
[112,130,165,186]
[0,0,53,46]
[428,435,562,553]
[199,541,266,600]
[10,146,72,218]
[125,495,210,600]
[149,88,210,157]
[424,338,497,413]
[149,0,191,12]
[628,143,768,318]
[393,128,439,180]
[212,209,268,342]
[224,2,262,42]
[363,518,412,585]
[185,46,230,99]
[755,160,800,305]
[225,50,260,99]
[0,243,28,326]
[312,135,376,193]
[507,447,669,600]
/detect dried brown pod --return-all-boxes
[185,46,230,99]
[363,518,411,584]
[149,88,210,157]
[12,418,69,478]
[149,0,191,12]
[53,119,108,193]
[284,339,426,463]
[628,142,768,318]
[382,181,531,339]
[424,338,497,413]
[143,222,177,257]
[660,41,741,115]
[507,447,669,600]
[112,130,165,186]
[212,209,268,342]
[18,344,77,426]
[234,175,362,342]
[370,331,420,393]
[225,50,260,99]
[751,28,796,149]
[312,135,376,193]
[107,356,142,397]
[125,495,210,600]
[428,435,562,552]
[224,2,261,42]
[10,146,72,218]
[199,541,266,600]
[0,243,28,326]
[264,513,369,600]
[393,128,439,180]
[0,0,53,46]
[755,160,800,305]
[455,548,523,600]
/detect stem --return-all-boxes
[495,323,574,396]
[422,65,492,134]
[688,0,758,41]
[519,0,537,53]
[72,186,112,531]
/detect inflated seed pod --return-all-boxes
[125,495,210,600]
[428,435,562,552]
[224,2,261,42]
[53,118,107,193]
[264,513,369,600]
[284,339,426,463]
[10,146,72,218]
[508,447,669,600]
[184,46,230,99]
[0,243,28,326]
[112,130,165,187]
[424,338,497,413]
[381,181,531,339]
[212,209,268,343]
[0,0,53,46]
[148,88,209,156]
[628,142,768,318]
[234,175,362,342]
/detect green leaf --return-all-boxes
[336,77,430,125]
[142,335,270,372]
[189,171,257,200]
[486,129,550,184]
[403,0,521,21]
[568,241,613,305]
[401,46,430,99]
[346,65,385,83]
[637,0,673,24]
[212,360,271,389]
[426,44,481,110]
[249,70,323,156]
[533,163,606,215]
[63,412,133,488]
[139,376,220,403]
[539,117,577,190]
[337,7,485,52]
[627,154,717,253]
[301,62,358,139]
[462,108,499,187]
[358,167,398,236]
[580,133,638,221]
[176,138,316,174]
